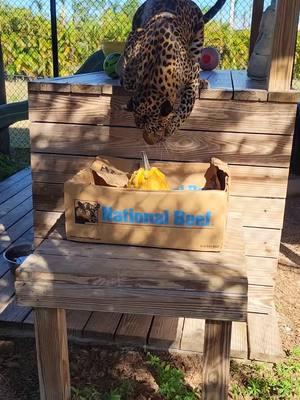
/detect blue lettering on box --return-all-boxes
[101,206,212,227]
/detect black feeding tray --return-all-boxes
[3,243,33,273]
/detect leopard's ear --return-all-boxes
[160,100,173,117]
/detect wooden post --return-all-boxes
[202,320,232,400]
[0,36,10,154]
[249,0,265,58]
[35,308,71,400]
[268,0,300,92]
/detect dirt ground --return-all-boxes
[0,196,299,400]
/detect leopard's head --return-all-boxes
[125,90,176,144]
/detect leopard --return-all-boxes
[119,0,226,145]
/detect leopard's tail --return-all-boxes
[203,0,227,23]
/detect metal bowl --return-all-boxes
[3,243,33,273]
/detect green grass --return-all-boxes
[146,353,200,400]
[70,349,300,400]
[230,347,300,400]
[72,380,135,400]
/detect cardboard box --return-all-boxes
[64,156,229,251]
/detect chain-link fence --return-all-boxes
[1,0,299,159]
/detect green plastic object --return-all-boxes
[103,53,121,79]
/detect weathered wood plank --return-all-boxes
[148,316,184,349]
[29,93,296,135]
[84,312,122,341]
[17,251,247,294]
[35,308,71,400]
[16,281,247,321]
[244,227,281,258]
[0,296,30,323]
[0,211,33,253]
[180,318,205,352]
[247,257,277,286]
[232,70,268,101]
[66,310,91,337]
[30,122,293,167]
[0,173,32,205]
[32,209,281,259]
[115,314,153,345]
[0,185,32,218]
[248,312,284,362]
[0,270,15,313]
[231,322,248,359]
[203,320,232,400]
[268,0,300,92]
[0,197,33,233]
[248,285,273,314]
[31,152,290,199]
[0,168,31,193]
[268,90,300,103]
[200,70,233,100]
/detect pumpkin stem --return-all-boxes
[141,151,151,170]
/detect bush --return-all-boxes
[1,3,299,81]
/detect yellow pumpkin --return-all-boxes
[128,167,170,190]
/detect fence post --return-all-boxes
[0,36,10,155]
[50,0,59,77]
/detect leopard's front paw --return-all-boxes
[199,79,209,90]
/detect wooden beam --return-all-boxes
[35,308,71,400]
[202,320,232,400]
[0,37,9,154]
[249,0,264,58]
[268,0,300,92]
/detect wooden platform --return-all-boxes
[0,169,284,362]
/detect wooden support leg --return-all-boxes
[202,320,232,400]
[35,308,71,400]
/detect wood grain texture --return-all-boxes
[231,322,248,359]
[268,0,300,91]
[115,314,153,345]
[248,312,284,361]
[66,310,91,337]
[180,318,205,352]
[16,281,247,321]
[0,185,32,218]
[232,70,268,101]
[0,270,15,313]
[203,320,232,400]
[31,209,281,259]
[249,0,264,57]
[0,197,32,233]
[247,257,277,286]
[0,168,31,194]
[268,90,300,103]
[30,123,293,167]
[30,152,290,199]
[0,211,33,253]
[35,308,70,400]
[244,227,281,258]
[148,316,184,349]
[0,295,30,323]
[29,93,296,135]
[200,70,233,100]
[84,312,122,341]
[0,173,32,205]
